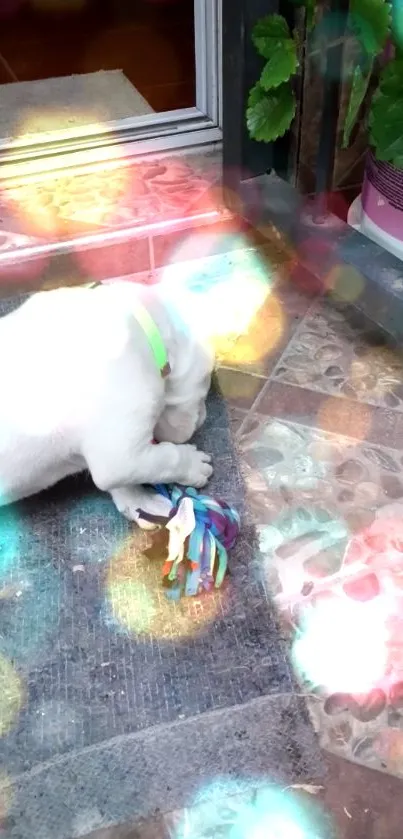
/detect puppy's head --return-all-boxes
[154,339,214,444]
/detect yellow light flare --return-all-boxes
[7,109,115,142]
[4,164,129,237]
[215,367,265,404]
[106,530,227,640]
[0,655,24,737]
[325,263,365,303]
[213,289,284,367]
[3,114,130,237]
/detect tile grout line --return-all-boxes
[236,294,320,438]
[220,364,267,380]
[237,376,403,452]
[268,376,385,413]
[148,235,156,275]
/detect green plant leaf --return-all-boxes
[342,64,372,147]
[246,83,296,143]
[251,14,291,60]
[370,112,403,162]
[370,129,403,162]
[260,39,298,89]
[375,58,403,91]
[349,0,391,57]
[369,62,403,165]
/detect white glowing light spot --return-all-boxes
[160,245,271,347]
[292,595,389,694]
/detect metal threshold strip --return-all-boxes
[0,209,223,266]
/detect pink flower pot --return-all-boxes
[360,152,403,256]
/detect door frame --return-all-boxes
[0,0,222,179]
[221,0,403,344]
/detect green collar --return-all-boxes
[131,298,171,377]
[85,282,170,378]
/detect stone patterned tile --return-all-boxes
[254,381,403,450]
[240,415,403,593]
[239,412,403,779]
[273,300,403,411]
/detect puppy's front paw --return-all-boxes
[111,486,172,529]
[179,445,213,488]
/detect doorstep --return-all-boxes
[0,150,270,296]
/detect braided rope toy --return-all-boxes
[139,485,240,600]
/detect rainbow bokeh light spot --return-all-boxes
[104,529,226,639]
[172,778,330,839]
[160,240,285,368]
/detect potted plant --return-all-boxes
[246,0,403,258]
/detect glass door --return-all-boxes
[0,0,222,175]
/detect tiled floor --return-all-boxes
[216,273,403,785]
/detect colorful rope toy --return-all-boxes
[139,485,240,600]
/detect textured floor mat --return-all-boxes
[0,295,324,839]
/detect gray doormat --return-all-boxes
[0,71,153,142]
[0,295,324,839]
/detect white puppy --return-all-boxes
[0,281,214,525]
